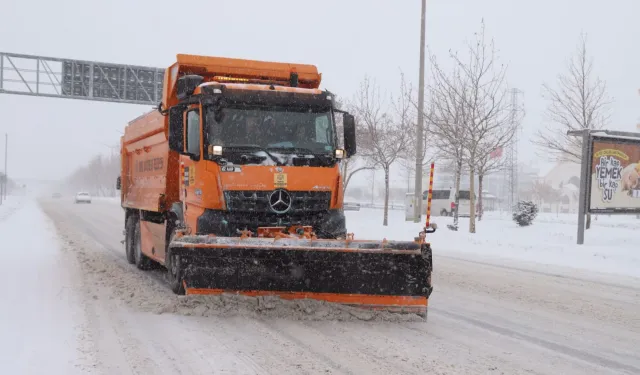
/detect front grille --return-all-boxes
[224,190,331,214]
[225,211,327,231]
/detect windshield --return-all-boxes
[204,106,335,154]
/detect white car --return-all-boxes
[422,188,474,217]
[74,192,92,204]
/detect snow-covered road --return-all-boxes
[2,198,639,374]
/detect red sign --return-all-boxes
[490,147,503,159]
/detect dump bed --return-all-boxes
[120,110,179,212]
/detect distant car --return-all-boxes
[52,193,62,198]
[74,192,92,204]
[343,202,361,211]
[422,188,475,217]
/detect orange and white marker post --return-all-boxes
[424,162,435,230]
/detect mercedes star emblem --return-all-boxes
[269,189,292,214]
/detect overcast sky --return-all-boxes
[1,0,639,187]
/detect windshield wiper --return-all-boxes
[224,144,284,165]
[266,146,321,156]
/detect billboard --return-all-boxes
[61,60,164,104]
[588,136,640,213]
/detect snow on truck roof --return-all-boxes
[199,81,324,95]
[162,54,323,107]
[174,54,322,88]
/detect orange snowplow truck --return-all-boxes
[116,54,435,316]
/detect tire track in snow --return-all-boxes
[41,201,275,374]
[261,319,431,375]
[424,307,640,375]
[438,254,640,293]
[44,201,170,289]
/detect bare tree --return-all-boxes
[473,103,522,221]
[475,144,507,220]
[340,159,374,194]
[64,151,120,197]
[352,76,408,226]
[430,20,514,233]
[427,58,470,229]
[533,33,612,162]
[397,72,436,197]
[531,180,562,206]
[334,95,374,194]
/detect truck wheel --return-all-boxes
[125,216,136,264]
[166,252,185,295]
[133,220,153,270]
[166,229,185,295]
[440,209,448,216]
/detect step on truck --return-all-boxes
[116,54,435,316]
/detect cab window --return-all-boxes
[186,110,200,158]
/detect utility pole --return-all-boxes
[0,134,5,203]
[413,0,426,223]
[370,169,376,206]
[4,134,7,199]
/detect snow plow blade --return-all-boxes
[169,232,434,315]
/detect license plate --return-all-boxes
[274,173,287,188]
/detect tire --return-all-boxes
[125,216,136,264]
[133,220,153,270]
[166,230,185,295]
[440,209,448,217]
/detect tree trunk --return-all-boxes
[383,166,390,226]
[469,166,476,233]
[453,160,462,227]
[478,173,484,221]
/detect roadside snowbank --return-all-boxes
[346,208,640,279]
[0,200,92,374]
[0,195,24,221]
[92,197,120,204]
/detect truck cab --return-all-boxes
[163,56,357,240]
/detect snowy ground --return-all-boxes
[100,196,640,278]
[347,208,640,279]
[2,197,639,374]
[0,195,24,221]
[0,198,91,374]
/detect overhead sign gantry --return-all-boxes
[0,52,163,106]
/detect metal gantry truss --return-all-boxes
[0,52,164,106]
[504,88,524,212]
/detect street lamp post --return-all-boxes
[413,0,427,223]
[4,133,7,200]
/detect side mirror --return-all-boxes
[176,75,204,101]
[168,106,185,153]
[115,176,121,191]
[343,113,357,158]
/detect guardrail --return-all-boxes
[347,202,406,211]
